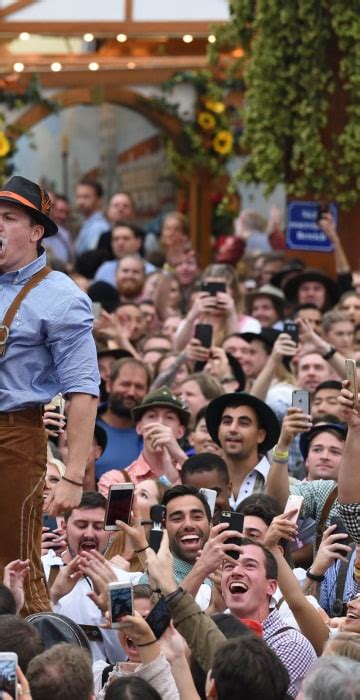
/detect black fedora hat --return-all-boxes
[283,269,341,307]
[271,259,305,289]
[205,392,280,452]
[0,176,58,237]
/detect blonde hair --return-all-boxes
[324,632,360,662]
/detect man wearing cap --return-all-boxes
[283,269,341,312]
[125,386,190,484]
[205,393,280,510]
[246,284,285,330]
[0,176,100,614]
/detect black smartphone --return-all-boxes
[317,202,330,224]
[283,321,299,345]
[194,323,213,349]
[330,515,350,555]
[104,484,135,531]
[150,504,167,526]
[220,511,244,558]
[108,582,134,628]
[201,281,226,296]
[146,596,171,639]
[42,513,58,532]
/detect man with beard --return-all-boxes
[115,255,146,303]
[49,491,140,663]
[95,358,151,478]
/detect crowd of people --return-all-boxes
[1,174,360,699]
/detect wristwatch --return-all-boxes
[306,568,325,582]
[322,345,336,360]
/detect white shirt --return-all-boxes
[229,455,271,510]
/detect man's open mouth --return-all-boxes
[346,612,360,620]
[180,533,201,548]
[80,541,97,551]
[229,581,248,594]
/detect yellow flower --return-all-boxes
[213,130,233,155]
[204,99,225,114]
[197,111,216,131]
[0,132,10,158]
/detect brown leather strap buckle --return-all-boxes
[0,325,9,345]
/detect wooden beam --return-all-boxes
[0,0,36,19]
[0,20,223,36]
[0,52,209,72]
[125,0,132,22]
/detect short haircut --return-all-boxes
[181,454,229,484]
[162,484,211,522]
[64,490,107,523]
[0,615,44,672]
[233,537,278,580]
[322,308,352,333]
[27,643,93,700]
[112,221,144,239]
[308,427,346,448]
[104,675,161,700]
[132,584,153,601]
[78,178,103,198]
[302,655,360,700]
[109,357,152,389]
[314,380,342,394]
[241,494,281,528]
[180,373,225,401]
[293,302,320,315]
[0,585,16,616]
[211,634,290,700]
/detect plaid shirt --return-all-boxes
[263,609,316,698]
[125,452,181,485]
[320,547,360,616]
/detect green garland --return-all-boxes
[211,0,360,208]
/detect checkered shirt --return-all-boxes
[263,608,316,698]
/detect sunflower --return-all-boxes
[213,130,233,155]
[197,111,216,131]
[0,132,10,158]
[204,99,225,114]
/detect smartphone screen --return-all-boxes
[108,585,133,627]
[42,513,58,532]
[201,281,226,296]
[0,654,17,699]
[104,485,135,530]
[194,323,213,349]
[146,597,171,639]
[283,321,299,344]
[220,511,244,558]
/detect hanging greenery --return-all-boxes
[210,0,360,209]
[0,73,59,182]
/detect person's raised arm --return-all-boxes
[250,333,297,401]
[173,293,214,351]
[266,407,312,509]
[337,380,360,504]
[297,318,346,379]
[318,213,351,278]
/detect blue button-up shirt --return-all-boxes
[0,251,99,411]
[75,211,109,254]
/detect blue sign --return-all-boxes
[286,200,337,252]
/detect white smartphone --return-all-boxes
[345,358,358,409]
[284,494,304,523]
[92,302,102,321]
[292,389,310,414]
[0,651,18,699]
[108,581,134,628]
[199,488,217,518]
[51,392,65,415]
[104,483,135,531]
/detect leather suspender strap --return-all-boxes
[0,265,51,357]
[315,486,338,550]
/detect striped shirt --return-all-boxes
[320,549,360,616]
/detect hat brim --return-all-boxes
[283,271,340,306]
[131,400,191,427]
[205,392,280,451]
[0,193,58,237]
[299,423,347,459]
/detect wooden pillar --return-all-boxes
[189,169,212,268]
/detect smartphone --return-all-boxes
[0,652,18,699]
[201,281,226,296]
[317,202,330,224]
[194,323,213,349]
[220,511,244,558]
[92,302,102,320]
[48,392,65,434]
[283,321,299,345]
[42,513,58,532]
[330,515,350,555]
[146,596,171,639]
[292,389,310,414]
[200,488,217,518]
[108,582,134,628]
[104,483,135,531]
[284,494,304,523]
[150,504,167,526]
[345,358,358,410]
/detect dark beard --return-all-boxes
[108,394,132,418]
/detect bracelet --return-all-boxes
[164,586,184,605]
[137,638,157,647]
[151,587,162,595]
[272,455,289,464]
[306,568,325,582]
[62,476,83,487]
[134,545,150,553]
[273,445,289,459]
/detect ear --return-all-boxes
[30,224,45,242]
[94,445,102,461]
[266,578,278,598]
[188,431,195,447]
[256,428,266,445]
[176,425,186,440]
[206,674,217,699]
[135,421,143,437]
